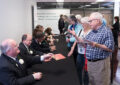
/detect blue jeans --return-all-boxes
[76,54,89,85]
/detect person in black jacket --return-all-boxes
[111,16,119,83]
[112,16,119,47]
[19,34,53,67]
[31,32,56,53]
[58,14,64,34]
[0,39,44,85]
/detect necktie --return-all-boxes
[15,58,24,70]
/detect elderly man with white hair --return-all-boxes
[85,12,114,85]
[68,12,114,85]
[0,39,49,85]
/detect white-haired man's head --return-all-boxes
[90,12,103,22]
[89,12,103,29]
[0,39,20,57]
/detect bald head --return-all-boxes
[22,34,32,46]
[0,39,20,57]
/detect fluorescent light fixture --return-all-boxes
[85,5,91,6]
[96,0,105,2]
[91,2,97,4]
[56,0,64,2]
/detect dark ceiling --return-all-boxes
[37,2,114,9]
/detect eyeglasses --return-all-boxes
[88,19,98,23]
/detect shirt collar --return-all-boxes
[92,25,103,33]
[7,55,16,61]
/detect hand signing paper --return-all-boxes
[33,72,42,80]
[41,53,53,62]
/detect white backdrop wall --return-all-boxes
[37,9,70,34]
[0,0,36,45]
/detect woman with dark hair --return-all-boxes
[111,16,119,83]
[66,15,83,63]
[112,16,119,47]
[33,25,44,37]
[44,27,53,36]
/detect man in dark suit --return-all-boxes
[0,39,44,85]
[19,34,52,67]
[31,32,56,53]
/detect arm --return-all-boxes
[89,42,112,52]
[87,29,114,52]
[68,29,83,43]
[0,67,35,85]
[68,41,77,57]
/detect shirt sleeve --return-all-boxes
[104,29,114,51]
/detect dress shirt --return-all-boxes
[85,25,114,60]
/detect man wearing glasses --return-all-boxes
[85,12,114,85]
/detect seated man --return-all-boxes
[19,34,52,67]
[0,39,52,85]
[31,32,56,53]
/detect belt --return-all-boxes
[87,58,105,62]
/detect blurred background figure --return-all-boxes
[44,27,55,46]
[111,16,119,83]
[75,14,82,24]
[112,16,119,47]
[58,14,64,35]
[63,15,69,34]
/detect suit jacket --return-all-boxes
[58,18,64,30]
[19,42,42,67]
[0,54,35,85]
[30,38,50,53]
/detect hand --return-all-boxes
[66,39,70,43]
[67,50,73,57]
[50,45,56,51]
[88,41,96,47]
[32,72,42,80]
[68,29,76,36]
[49,41,54,46]
[42,54,53,62]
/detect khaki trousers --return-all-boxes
[87,57,110,85]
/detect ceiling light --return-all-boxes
[91,2,97,4]
[85,5,91,6]
[56,0,64,2]
[96,0,105,2]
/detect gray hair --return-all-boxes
[0,39,13,54]
[90,12,103,22]
[75,14,82,21]
[81,17,90,24]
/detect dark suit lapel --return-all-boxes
[3,54,24,71]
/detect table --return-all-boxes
[30,35,80,85]
[31,57,80,85]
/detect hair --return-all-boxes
[81,17,90,24]
[22,34,27,42]
[75,14,82,21]
[34,31,44,39]
[33,25,44,37]
[114,16,119,22]
[69,15,77,23]
[90,12,103,22]
[44,27,52,35]
[0,39,13,54]
[60,14,63,18]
